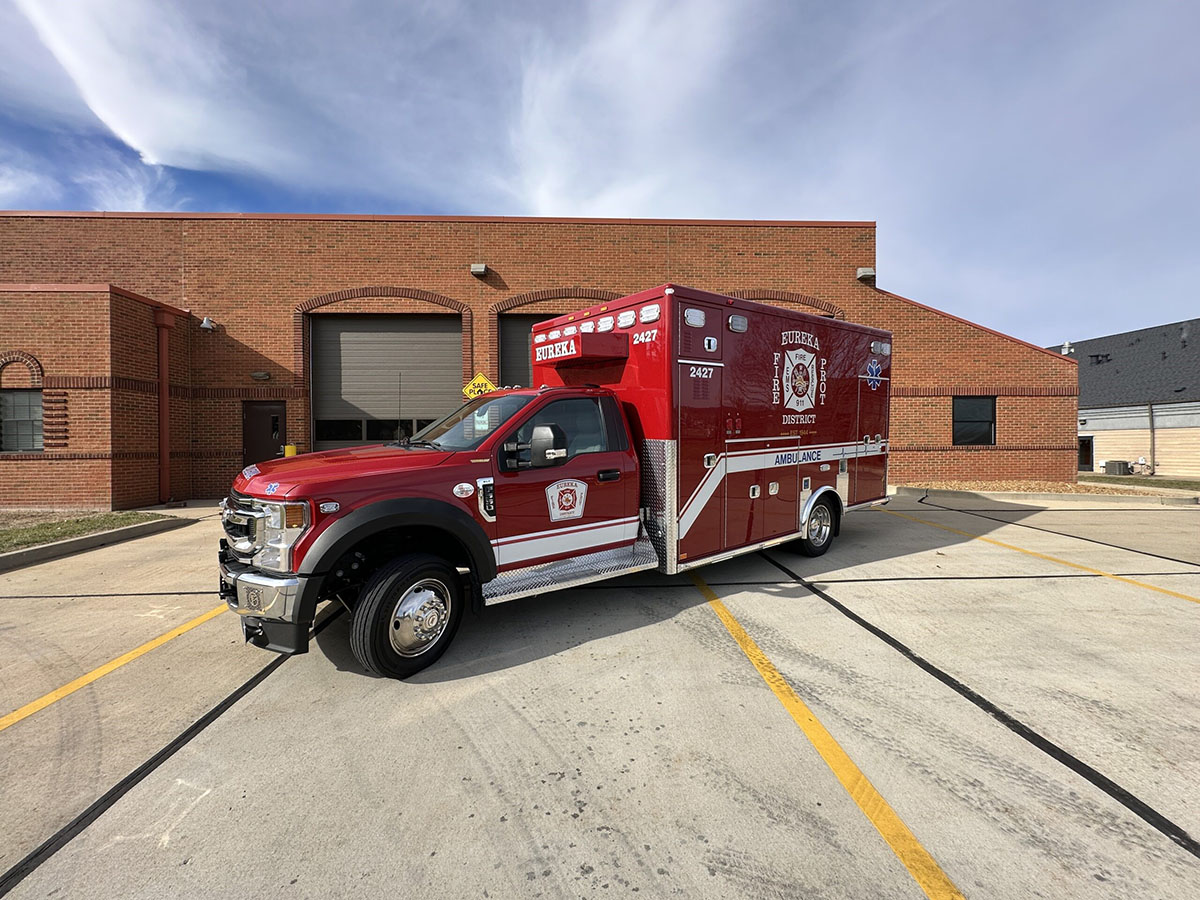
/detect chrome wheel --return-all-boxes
[388,578,452,657]
[808,503,832,547]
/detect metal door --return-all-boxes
[1078,436,1094,472]
[853,377,889,503]
[676,360,725,562]
[311,315,462,450]
[490,397,637,571]
[500,313,557,388]
[243,401,286,468]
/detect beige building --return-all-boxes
[1052,318,1200,478]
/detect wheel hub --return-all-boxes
[809,505,831,546]
[389,579,451,657]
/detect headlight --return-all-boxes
[254,500,309,573]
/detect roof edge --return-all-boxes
[0,282,190,316]
[0,210,875,228]
[872,287,1076,365]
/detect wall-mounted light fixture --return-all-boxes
[855,267,876,285]
[470,263,488,277]
[200,316,217,331]
[250,371,271,381]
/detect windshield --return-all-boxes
[402,393,535,451]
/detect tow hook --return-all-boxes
[241,618,269,648]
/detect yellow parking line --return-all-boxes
[0,604,227,734]
[882,508,1200,606]
[692,574,964,900]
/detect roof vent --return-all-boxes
[855,267,876,285]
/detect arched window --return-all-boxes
[0,353,44,452]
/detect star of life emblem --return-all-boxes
[782,348,817,412]
[546,479,588,522]
[866,358,883,391]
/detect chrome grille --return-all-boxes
[221,495,266,557]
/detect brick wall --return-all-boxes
[0,213,1078,503]
[0,286,189,508]
[0,289,114,507]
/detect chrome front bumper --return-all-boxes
[219,545,301,622]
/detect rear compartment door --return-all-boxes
[676,360,725,563]
[853,375,889,503]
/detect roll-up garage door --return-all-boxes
[500,313,557,389]
[312,315,462,450]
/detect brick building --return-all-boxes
[0,212,1077,509]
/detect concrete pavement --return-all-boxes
[1,494,1198,898]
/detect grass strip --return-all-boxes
[1078,474,1200,492]
[0,512,165,554]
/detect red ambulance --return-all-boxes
[219,285,891,678]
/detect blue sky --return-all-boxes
[1,0,1196,347]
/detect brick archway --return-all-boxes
[725,289,846,320]
[293,287,473,387]
[489,288,624,382]
[0,350,44,387]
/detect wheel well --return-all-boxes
[808,488,843,537]
[318,526,475,605]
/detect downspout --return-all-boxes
[154,309,176,503]
[1148,403,1156,474]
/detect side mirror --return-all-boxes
[530,423,568,467]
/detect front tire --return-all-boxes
[799,497,836,557]
[350,554,463,678]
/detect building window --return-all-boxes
[315,417,439,445]
[0,389,44,452]
[952,396,995,446]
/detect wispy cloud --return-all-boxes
[70,151,180,212]
[1,0,1197,344]
[0,151,61,208]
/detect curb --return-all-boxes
[891,486,1200,507]
[0,517,193,574]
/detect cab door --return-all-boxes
[490,396,637,571]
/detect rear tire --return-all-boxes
[799,497,836,557]
[350,553,463,678]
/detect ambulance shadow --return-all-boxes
[316,491,1058,680]
[314,576,715,681]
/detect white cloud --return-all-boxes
[509,0,744,215]
[10,0,523,208]
[3,0,1198,343]
[70,154,180,212]
[0,158,60,208]
[0,0,97,128]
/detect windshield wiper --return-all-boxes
[391,437,442,450]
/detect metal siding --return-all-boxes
[312,315,462,420]
[499,314,546,388]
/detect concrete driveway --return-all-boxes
[1,494,1198,898]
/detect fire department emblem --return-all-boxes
[546,478,588,522]
[782,348,817,412]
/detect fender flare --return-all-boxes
[294,498,496,623]
[801,486,843,540]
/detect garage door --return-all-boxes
[500,313,557,388]
[312,315,462,450]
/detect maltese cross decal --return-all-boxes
[546,479,588,522]
[781,348,817,412]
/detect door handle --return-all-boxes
[597,469,621,483]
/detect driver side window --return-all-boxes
[510,398,608,467]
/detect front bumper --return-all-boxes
[219,541,310,654]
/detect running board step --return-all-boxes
[482,535,660,605]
